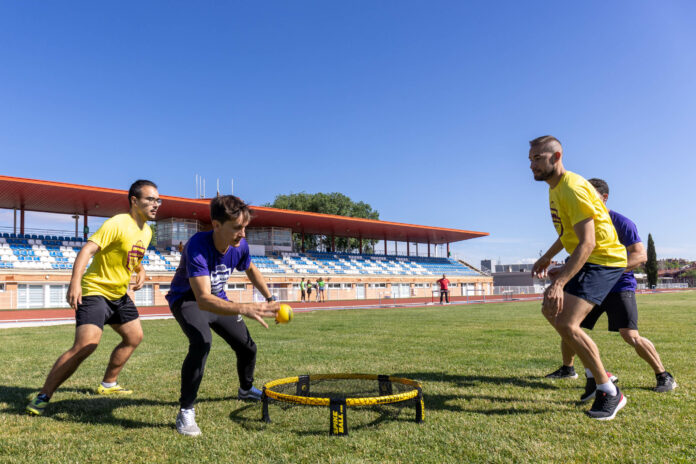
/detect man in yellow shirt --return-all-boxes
[27,180,160,416]
[529,136,628,421]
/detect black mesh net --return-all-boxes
[261,374,424,435]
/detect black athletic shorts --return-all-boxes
[563,263,625,306]
[580,291,639,332]
[75,294,139,329]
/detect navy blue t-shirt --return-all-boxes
[609,210,641,293]
[166,231,251,304]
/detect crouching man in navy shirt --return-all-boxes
[166,195,279,436]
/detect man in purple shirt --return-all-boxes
[166,195,279,436]
[545,179,677,397]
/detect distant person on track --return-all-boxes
[300,277,307,302]
[529,135,628,420]
[306,279,313,301]
[545,178,677,395]
[166,195,279,436]
[437,274,450,304]
[27,180,159,416]
[317,277,326,302]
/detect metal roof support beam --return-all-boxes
[447,243,450,258]
[301,232,305,253]
[427,240,431,257]
[384,238,387,255]
[20,208,25,236]
[359,237,363,254]
[407,241,410,257]
[331,235,335,253]
[84,214,88,240]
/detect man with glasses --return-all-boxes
[27,180,160,416]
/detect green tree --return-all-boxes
[266,192,380,253]
[646,233,658,288]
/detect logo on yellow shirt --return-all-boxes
[126,241,146,271]
[550,206,563,236]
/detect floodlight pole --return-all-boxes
[71,215,79,239]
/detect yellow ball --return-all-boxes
[276,303,293,324]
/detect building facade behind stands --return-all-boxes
[0,230,491,309]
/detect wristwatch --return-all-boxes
[266,295,276,302]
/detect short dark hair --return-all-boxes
[588,178,609,196]
[529,135,562,154]
[210,195,252,225]
[128,180,158,202]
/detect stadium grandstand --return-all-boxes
[0,175,491,310]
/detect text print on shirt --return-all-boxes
[210,264,231,295]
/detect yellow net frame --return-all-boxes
[263,373,422,407]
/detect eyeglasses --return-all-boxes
[141,196,163,205]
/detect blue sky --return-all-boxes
[1,1,694,265]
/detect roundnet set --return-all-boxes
[261,373,424,436]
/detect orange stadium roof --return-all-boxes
[0,175,488,244]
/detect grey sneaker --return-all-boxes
[176,408,201,436]
[586,386,627,421]
[238,386,263,401]
[545,365,578,379]
[654,372,677,392]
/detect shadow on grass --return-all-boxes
[395,371,556,390]
[230,401,418,436]
[0,385,236,429]
[391,371,566,415]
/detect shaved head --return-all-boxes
[529,135,562,156]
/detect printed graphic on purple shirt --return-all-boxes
[166,231,251,304]
[609,210,641,293]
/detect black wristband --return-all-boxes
[266,295,276,302]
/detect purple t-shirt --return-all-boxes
[609,210,641,293]
[166,231,251,304]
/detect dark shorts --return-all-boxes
[563,263,625,306]
[581,291,639,332]
[75,294,139,329]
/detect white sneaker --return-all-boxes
[176,408,201,436]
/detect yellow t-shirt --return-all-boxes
[81,213,152,300]
[549,171,627,268]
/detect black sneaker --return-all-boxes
[586,386,626,420]
[545,365,578,379]
[654,372,677,393]
[580,372,618,402]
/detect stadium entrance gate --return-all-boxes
[356,284,365,299]
[391,283,410,299]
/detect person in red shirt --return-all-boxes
[436,274,450,304]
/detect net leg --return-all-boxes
[329,398,348,436]
[262,390,271,423]
[415,387,425,423]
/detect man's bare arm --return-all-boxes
[625,242,647,272]
[189,275,278,328]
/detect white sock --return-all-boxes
[101,381,117,388]
[585,368,593,379]
[596,381,617,396]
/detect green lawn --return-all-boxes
[1,292,695,463]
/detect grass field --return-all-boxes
[1,291,695,463]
